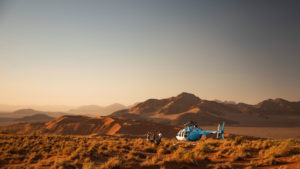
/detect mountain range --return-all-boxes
[0,103,128,117]
[111,92,300,127]
[0,92,299,128]
[67,103,127,116]
[0,109,66,118]
[0,92,300,138]
[0,103,128,126]
[0,109,59,126]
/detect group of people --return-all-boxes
[146,131,163,145]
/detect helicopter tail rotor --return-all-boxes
[216,122,225,139]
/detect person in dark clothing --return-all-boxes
[152,133,156,143]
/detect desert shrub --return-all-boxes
[207,162,232,169]
[261,139,276,149]
[217,145,230,155]
[259,139,297,158]
[87,145,99,160]
[276,166,289,169]
[165,146,210,166]
[27,152,42,164]
[229,145,248,162]
[233,136,245,145]
[63,146,74,156]
[157,147,171,155]
[140,155,161,167]
[124,149,146,161]
[250,156,277,167]
[82,162,95,169]
[69,149,80,161]
[99,156,123,169]
[170,147,185,160]
[36,159,53,168]
[51,158,76,169]
[69,146,92,161]
[132,151,147,159]
[193,142,213,153]
[124,152,138,161]
[160,165,166,169]
[144,144,157,153]
[206,138,221,148]
[135,138,145,145]
[99,144,108,151]
[121,145,130,150]
[214,151,225,159]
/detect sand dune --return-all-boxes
[0,115,179,138]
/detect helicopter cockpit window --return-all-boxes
[177,130,182,137]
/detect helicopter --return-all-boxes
[176,121,225,141]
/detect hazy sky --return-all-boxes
[0,0,300,106]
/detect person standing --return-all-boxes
[156,131,163,145]
[146,132,151,142]
[158,131,163,140]
[152,132,156,143]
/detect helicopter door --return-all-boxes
[176,130,187,141]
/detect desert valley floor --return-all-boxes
[202,126,300,140]
[0,133,300,169]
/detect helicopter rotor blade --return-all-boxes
[222,122,225,131]
[216,123,220,139]
[221,122,225,139]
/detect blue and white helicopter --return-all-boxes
[176,121,225,141]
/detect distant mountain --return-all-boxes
[111,92,300,127]
[254,98,300,115]
[0,109,66,126]
[0,109,66,118]
[68,103,127,116]
[15,113,55,123]
[111,92,238,125]
[11,109,66,118]
[0,104,73,112]
[0,115,179,138]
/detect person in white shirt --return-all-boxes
[158,131,163,141]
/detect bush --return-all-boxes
[83,162,95,169]
[233,136,245,145]
[259,139,297,158]
[193,142,213,153]
[207,162,232,169]
[99,156,123,169]
[250,156,277,167]
[229,146,248,162]
[140,155,161,167]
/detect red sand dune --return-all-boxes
[0,115,179,138]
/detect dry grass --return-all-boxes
[0,134,299,169]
